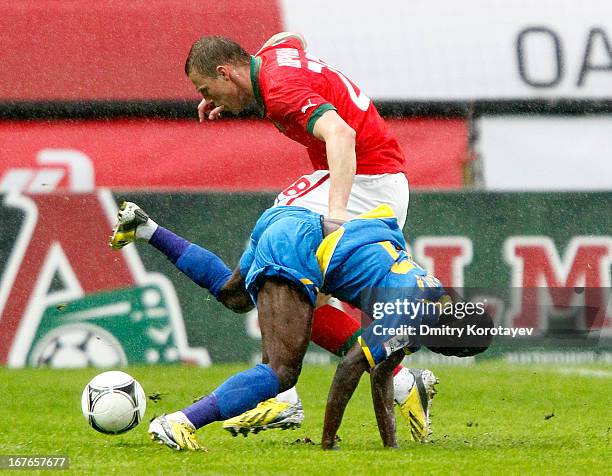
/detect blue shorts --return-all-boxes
[239,207,324,306]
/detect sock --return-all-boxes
[175,244,233,298]
[310,304,362,356]
[135,218,158,241]
[181,364,280,429]
[149,226,232,298]
[393,367,416,404]
[182,394,221,429]
[214,364,280,418]
[275,387,299,404]
[149,226,190,263]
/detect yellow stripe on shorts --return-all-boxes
[357,336,376,368]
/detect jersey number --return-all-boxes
[279,177,312,197]
[305,53,371,111]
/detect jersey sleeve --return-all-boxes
[239,237,256,278]
[265,75,337,135]
[268,35,305,50]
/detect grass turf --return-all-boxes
[0,361,610,475]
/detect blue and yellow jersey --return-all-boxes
[318,205,444,305]
[239,204,446,365]
[239,204,444,307]
[316,205,447,365]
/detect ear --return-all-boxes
[216,65,231,81]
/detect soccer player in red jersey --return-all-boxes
[183,32,436,441]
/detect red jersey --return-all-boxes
[251,37,407,176]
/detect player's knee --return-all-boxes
[272,363,302,392]
[219,291,254,313]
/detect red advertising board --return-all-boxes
[0,0,281,100]
[0,119,467,190]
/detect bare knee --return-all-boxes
[272,363,302,392]
[370,363,393,388]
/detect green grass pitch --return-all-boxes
[1,361,610,475]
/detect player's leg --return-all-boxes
[257,279,314,392]
[149,278,314,450]
[225,173,339,433]
[223,278,314,435]
[110,201,253,312]
[221,298,361,435]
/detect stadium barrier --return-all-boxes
[0,191,609,367]
[0,119,468,191]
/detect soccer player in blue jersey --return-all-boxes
[110,202,491,449]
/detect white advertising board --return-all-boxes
[281,0,612,101]
[478,116,612,190]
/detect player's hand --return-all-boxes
[197,98,224,121]
[322,218,345,237]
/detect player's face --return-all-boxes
[189,69,247,115]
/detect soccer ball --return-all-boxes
[81,371,146,434]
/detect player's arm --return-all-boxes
[261,31,307,49]
[369,350,405,448]
[313,110,356,222]
[321,343,369,449]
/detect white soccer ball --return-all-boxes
[81,371,146,435]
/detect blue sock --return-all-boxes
[182,394,221,429]
[149,226,232,299]
[181,364,280,429]
[150,226,190,264]
[175,244,233,299]
[215,364,280,418]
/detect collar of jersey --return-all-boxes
[250,55,265,116]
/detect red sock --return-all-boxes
[310,304,361,356]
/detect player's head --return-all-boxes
[185,36,252,113]
[422,294,494,358]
